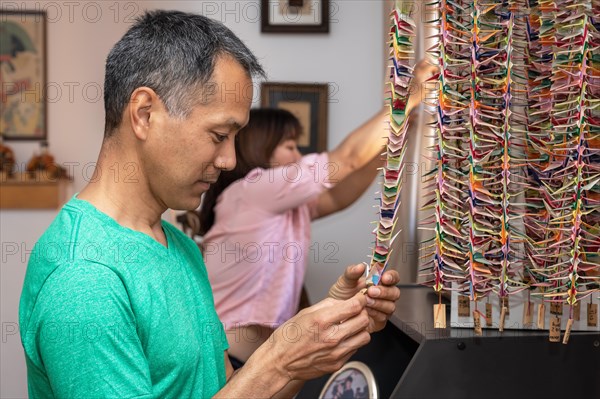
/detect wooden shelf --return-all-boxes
[0,173,72,209]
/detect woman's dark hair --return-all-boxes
[197,108,301,235]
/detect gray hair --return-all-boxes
[103,10,265,136]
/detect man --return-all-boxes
[19,10,401,398]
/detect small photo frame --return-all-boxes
[261,82,328,155]
[261,0,329,33]
[319,361,378,399]
[0,10,47,140]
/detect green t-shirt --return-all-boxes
[19,197,229,398]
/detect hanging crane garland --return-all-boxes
[409,0,600,338]
[366,4,416,287]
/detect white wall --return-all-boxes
[0,1,383,397]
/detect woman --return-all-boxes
[199,107,386,364]
[199,63,435,366]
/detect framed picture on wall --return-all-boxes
[319,361,378,399]
[261,82,328,155]
[261,0,329,33]
[0,10,47,140]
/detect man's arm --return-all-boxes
[224,353,306,399]
[215,294,371,398]
[26,264,153,398]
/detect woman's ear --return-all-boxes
[128,87,159,141]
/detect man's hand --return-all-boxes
[254,293,371,382]
[328,263,401,333]
[218,294,371,398]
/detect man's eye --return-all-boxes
[213,133,228,142]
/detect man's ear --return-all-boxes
[128,87,160,141]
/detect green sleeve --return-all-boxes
[31,263,153,398]
[220,321,229,353]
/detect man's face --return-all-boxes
[142,55,252,210]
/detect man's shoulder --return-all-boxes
[28,198,154,287]
[39,197,105,233]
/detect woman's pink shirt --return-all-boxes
[203,153,333,329]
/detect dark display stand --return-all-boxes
[298,285,600,399]
[393,332,600,398]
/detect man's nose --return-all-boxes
[215,142,237,171]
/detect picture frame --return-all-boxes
[319,361,378,399]
[261,82,328,155]
[261,0,329,33]
[0,10,47,140]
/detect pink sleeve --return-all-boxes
[241,152,333,214]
